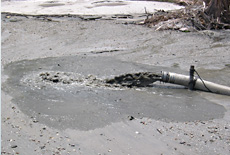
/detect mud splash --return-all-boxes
[3,55,226,130]
[23,71,161,89]
[20,71,160,92]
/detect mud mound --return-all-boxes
[38,71,105,88]
[106,72,161,88]
[40,72,79,84]
[24,71,161,89]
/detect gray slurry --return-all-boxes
[3,56,226,130]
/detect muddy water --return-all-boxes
[3,55,226,130]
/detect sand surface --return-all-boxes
[1,0,183,15]
[1,2,230,155]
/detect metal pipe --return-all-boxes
[161,71,230,96]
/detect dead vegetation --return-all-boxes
[144,0,230,31]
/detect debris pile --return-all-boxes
[144,5,230,31]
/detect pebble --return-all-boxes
[33,120,39,123]
[140,121,147,125]
[179,142,186,145]
[69,144,75,147]
[128,115,135,121]
[11,145,17,148]
[179,27,190,32]
[40,146,45,149]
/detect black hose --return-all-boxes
[194,70,212,92]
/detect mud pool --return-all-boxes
[3,55,226,130]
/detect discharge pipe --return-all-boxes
[161,66,230,96]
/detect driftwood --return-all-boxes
[205,0,230,24]
[144,1,230,31]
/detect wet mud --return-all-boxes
[106,72,161,87]
[3,55,226,130]
[38,71,161,88]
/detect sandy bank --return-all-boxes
[1,0,183,15]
